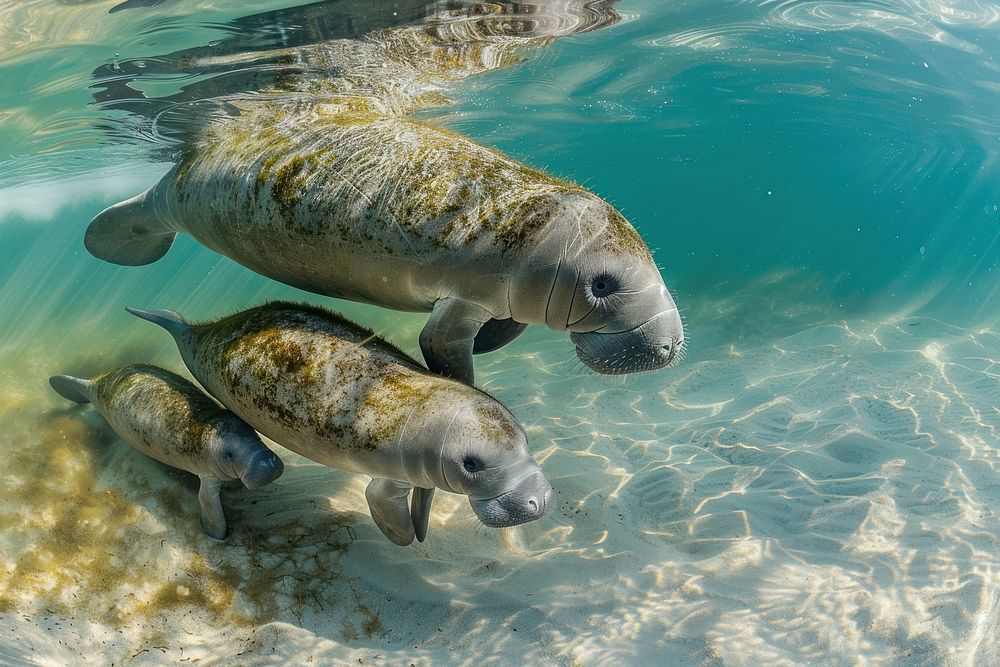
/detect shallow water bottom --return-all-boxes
[2,288,1000,666]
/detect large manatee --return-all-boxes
[86,1,683,384]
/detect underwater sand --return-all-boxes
[2,247,1000,664]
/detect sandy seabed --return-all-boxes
[1,288,999,666]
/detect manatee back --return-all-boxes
[89,364,230,471]
[172,104,579,261]
[186,302,458,456]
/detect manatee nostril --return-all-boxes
[528,498,538,512]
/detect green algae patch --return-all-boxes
[228,507,356,625]
[271,154,308,217]
[0,416,147,622]
[178,108,299,195]
[254,329,309,376]
[134,554,241,621]
[357,372,436,446]
[602,205,654,261]
[315,96,386,127]
[0,407,363,634]
[472,400,518,449]
[384,119,587,252]
[492,193,557,250]
[0,416,243,626]
[91,365,222,457]
[340,598,386,641]
[216,327,317,433]
[201,300,423,371]
[190,301,441,453]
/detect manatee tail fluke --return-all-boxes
[126,306,189,336]
[85,189,175,266]
[49,375,92,404]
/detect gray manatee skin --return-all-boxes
[86,0,683,385]
[48,364,283,540]
[91,104,684,383]
[128,302,552,546]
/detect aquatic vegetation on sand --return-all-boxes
[0,398,368,635]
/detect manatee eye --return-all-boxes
[224,451,235,462]
[590,275,618,298]
[463,456,483,473]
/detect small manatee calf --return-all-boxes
[48,364,284,539]
[128,302,552,546]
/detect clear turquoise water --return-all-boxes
[2,0,1000,663]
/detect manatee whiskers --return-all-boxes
[565,354,631,387]
[672,338,689,365]
[567,354,595,379]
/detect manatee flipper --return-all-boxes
[410,487,435,543]
[419,298,493,385]
[365,478,416,546]
[197,476,228,540]
[48,375,93,404]
[125,306,189,337]
[85,188,175,266]
[473,318,527,355]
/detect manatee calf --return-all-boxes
[127,302,552,546]
[49,364,284,539]
[85,0,682,385]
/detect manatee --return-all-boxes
[49,364,284,539]
[127,302,552,546]
[84,0,682,385]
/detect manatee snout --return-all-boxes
[240,448,284,489]
[571,308,684,375]
[470,470,553,528]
